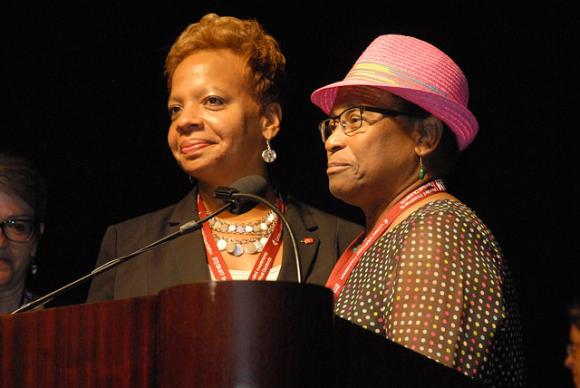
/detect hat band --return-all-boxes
[346,62,448,98]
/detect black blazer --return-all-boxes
[87,189,362,301]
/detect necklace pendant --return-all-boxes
[245,242,258,255]
[216,239,228,251]
[231,244,244,257]
[226,242,237,254]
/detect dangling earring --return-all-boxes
[418,156,426,180]
[188,175,196,185]
[30,257,38,278]
[262,138,277,163]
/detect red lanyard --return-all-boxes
[197,195,284,281]
[325,180,447,300]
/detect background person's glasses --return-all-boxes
[0,219,38,242]
[318,105,406,142]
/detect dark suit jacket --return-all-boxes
[87,189,362,301]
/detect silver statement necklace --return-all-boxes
[209,209,278,257]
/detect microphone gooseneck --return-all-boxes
[11,175,292,314]
[11,202,232,315]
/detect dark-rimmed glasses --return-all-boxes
[318,105,406,142]
[0,219,38,243]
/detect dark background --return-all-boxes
[2,1,578,386]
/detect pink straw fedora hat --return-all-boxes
[311,34,478,151]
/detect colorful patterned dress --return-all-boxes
[335,200,526,387]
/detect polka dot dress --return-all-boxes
[335,200,526,387]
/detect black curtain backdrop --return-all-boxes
[2,2,578,387]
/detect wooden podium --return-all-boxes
[1,282,484,387]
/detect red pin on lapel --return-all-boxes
[301,237,315,245]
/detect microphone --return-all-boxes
[214,175,303,283]
[11,176,266,314]
[214,175,267,215]
[180,175,267,232]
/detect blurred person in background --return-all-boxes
[566,302,580,387]
[0,152,45,313]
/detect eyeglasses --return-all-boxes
[0,219,38,243]
[318,105,406,142]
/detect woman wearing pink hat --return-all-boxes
[311,35,525,386]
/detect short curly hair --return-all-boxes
[0,152,47,223]
[165,13,286,106]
